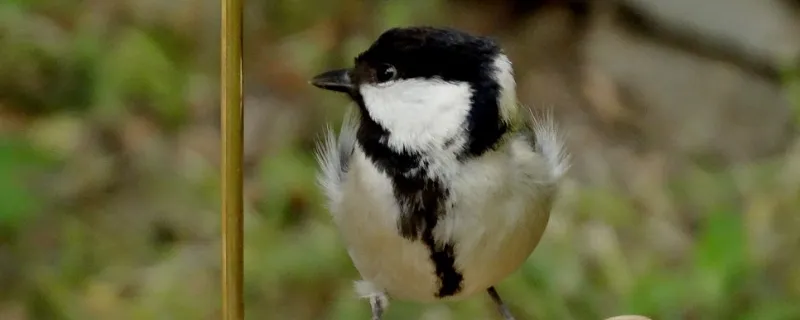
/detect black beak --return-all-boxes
[310,68,354,93]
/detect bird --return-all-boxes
[309,26,569,320]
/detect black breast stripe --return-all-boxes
[355,105,464,298]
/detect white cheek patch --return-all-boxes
[359,78,473,152]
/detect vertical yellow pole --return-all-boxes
[221,0,244,318]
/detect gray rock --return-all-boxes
[619,0,800,67]
[583,17,796,164]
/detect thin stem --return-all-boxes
[221,0,244,318]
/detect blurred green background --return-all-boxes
[2,0,800,319]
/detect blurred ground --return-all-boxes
[1,0,800,319]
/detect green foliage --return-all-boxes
[783,64,800,125]
[256,145,324,226]
[93,28,187,129]
[0,2,90,113]
[0,136,55,236]
[692,209,747,318]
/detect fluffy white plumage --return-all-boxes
[315,53,569,304]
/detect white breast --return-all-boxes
[437,137,556,297]
[330,135,559,302]
[333,146,440,301]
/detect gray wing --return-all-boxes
[315,108,360,213]
[518,108,571,182]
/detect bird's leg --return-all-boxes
[487,286,516,320]
[368,292,388,320]
[355,280,389,320]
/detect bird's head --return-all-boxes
[311,26,518,156]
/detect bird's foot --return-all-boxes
[355,280,389,320]
[369,294,386,320]
[487,286,516,320]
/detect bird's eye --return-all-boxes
[375,63,397,82]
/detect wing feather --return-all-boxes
[520,107,570,182]
[315,108,360,214]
